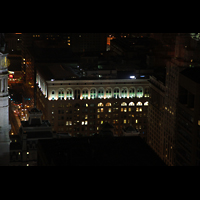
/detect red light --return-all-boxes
[9,74,13,78]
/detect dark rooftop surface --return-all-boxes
[38,137,166,166]
[180,67,200,84]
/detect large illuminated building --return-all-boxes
[0,34,11,166]
[36,64,150,139]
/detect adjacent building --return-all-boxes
[147,33,200,166]
[175,67,200,166]
[9,107,53,166]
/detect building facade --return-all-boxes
[147,76,166,162]
[36,69,150,139]
[10,107,53,166]
[0,52,11,166]
[175,67,200,166]
[147,33,200,166]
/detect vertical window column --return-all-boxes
[0,78,2,92]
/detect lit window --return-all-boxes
[101,121,103,124]
[106,88,112,98]
[129,88,135,98]
[136,101,142,106]
[198,120,200,126]
[66,89,72,99]
[106,102,112,106]
[108,108,111,112]
[121,88,127,98]
[121,102,127,106]
[27,152,29,155]
[101,108,104,112]
[129,108,131,112]
[136,108,142,112]
[85,115,88,119]
[144,101,148,106]
[97,115,100,118]
[136,119,138,123]
[85,121,88,125]
[124,119,126,124]
[144,88,149,97]
[98,102,104,107]
[58,89,64,100]
[82,121,84,125]
[137,88,143,98]
[90,89,96,99]
[98,89,104,98]
[82,90,88,99]
[114,88,119,98]
[27,164,29,166]
[129,102,135,106]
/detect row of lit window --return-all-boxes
[66,119,140,127]
[50,88,149,100]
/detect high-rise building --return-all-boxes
[147,33,200,166]
[175,67,200,166]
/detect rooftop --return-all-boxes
[38,137,166,166]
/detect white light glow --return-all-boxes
[130,76,136,79]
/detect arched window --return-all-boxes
[98,88,104,98]
[121,88,127,98]
[136,101,142,106]
[90,89,96,99]
[66,89,73,99]
[105,102,112,107]
[144,88,149,97]
[129,102,135,106]
[121,102,127,106]
[144,101,149,106]
[129,88,135,98]
[74,89,80,99]
[51,90,55,100]
[58,89,64,100]
[82,89,88,99]
[137,87,143,98]
[98,102,104,107]
[106,88,112,98]
[114,88,119,98]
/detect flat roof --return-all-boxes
[38,137,166,166]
